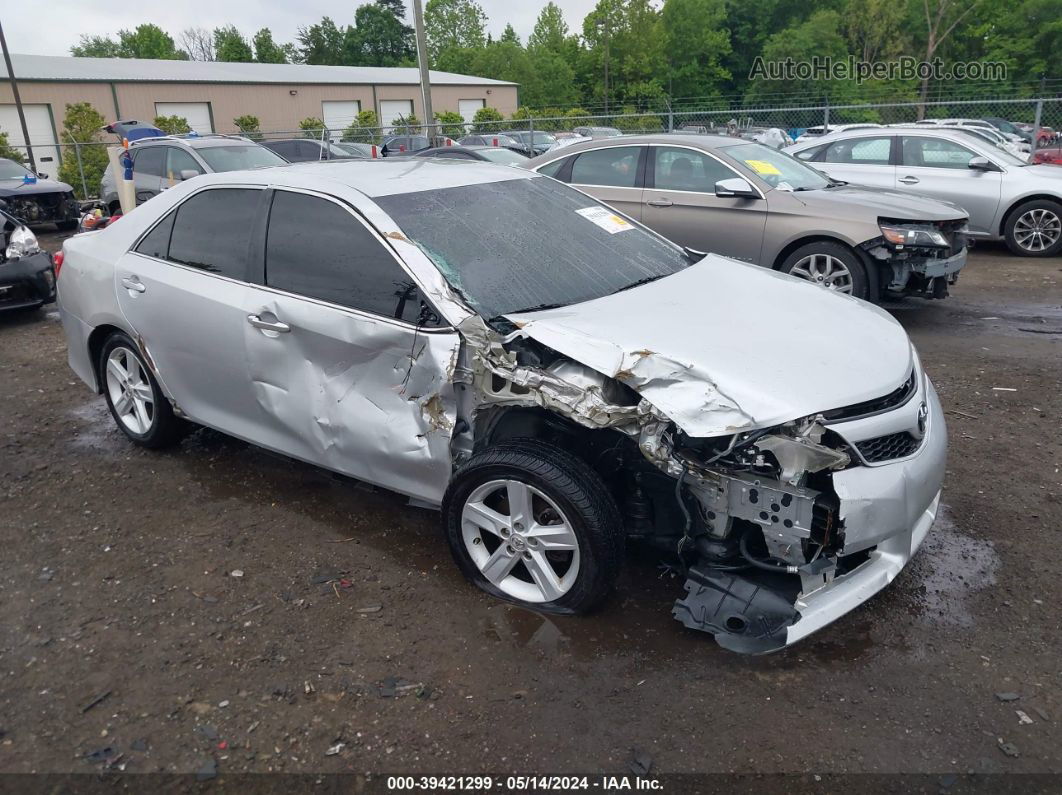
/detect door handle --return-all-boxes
[247,314,291,333]
[898,176,920,184]
[647,198,673,207]
[121,276,146,293]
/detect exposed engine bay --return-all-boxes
[449,314,907,653]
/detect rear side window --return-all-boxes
[265,190,433,323]
[822,137,892,165]
[167,188,261,279]
[570,146,641,187]
[135,212,175,259]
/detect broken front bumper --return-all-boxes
[0,252,56,311]
[675,379,947,653]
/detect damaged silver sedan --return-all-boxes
[57,159,946,653]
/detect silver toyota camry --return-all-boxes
[57,159,947,653]
[784,126,1062,257]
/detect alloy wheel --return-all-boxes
[788,253,854,293]
[104,346,155,435]
[461,479,580,603]
[1014,208,1062,252]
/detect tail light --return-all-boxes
[53,250,64,278]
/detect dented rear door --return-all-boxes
[241,188,461,504]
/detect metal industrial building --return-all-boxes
[0,54,519,171]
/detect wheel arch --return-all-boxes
[770,234,863,271]
[998,193,1062,236]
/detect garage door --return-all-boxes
[322,100,360,140]
[154,102,213,134]
[0,104,61,176]
[380,100,414,132]
[458,99,485,125]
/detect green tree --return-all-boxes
[297,18,347,65]
[57,103,108,199]
[472,106,504,132]
[233,114,262,140]
[345,2,416,66]
[300,117,327,138]
[662,0,731,102]
[154,115,192,135]
[0,130,25,164]
[425,0,487,63]
[581,0,667,109]
[252,28,289,63]
[342,109,381,142]
[392,114,422,134]
[526,3,581,109]
[214,26,254,62]
[71,35,122,57]
[433,110,466,138]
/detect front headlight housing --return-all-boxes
[879,223,949,248]
[5,224,40,259]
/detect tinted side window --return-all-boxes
[135,212,175,259]
[134,147,166,177]
[822,137,892,165]
[167,188,261,279]
[537,157,568,178]
[652,146,733,191]
[794,144,825,161]
[570,146,641,187]
[267,141,295,158]
[265,191,436,323]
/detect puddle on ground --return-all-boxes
[66,400,126,453]
[906,506,1000,628]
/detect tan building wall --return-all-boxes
[1,79,518,137]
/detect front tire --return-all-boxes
[442,440,623,614]
[99,332,183,448]
[1004,199,1062,257]
[780,241,870,299]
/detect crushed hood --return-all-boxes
[506,256,913,438]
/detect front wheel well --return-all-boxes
[771,235,862,271]
[999,194,1062,236]
[772,236,880,301]
[87,324,126,392]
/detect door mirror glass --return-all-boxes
[715,177,758,198]
[967,156,995,171]
[179,169,200,180]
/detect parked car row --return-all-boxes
[56,157,947,654]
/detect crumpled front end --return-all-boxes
[673,373,946,653]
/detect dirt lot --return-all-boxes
[1,231,1060,783]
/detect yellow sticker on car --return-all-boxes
[744,159,782,176]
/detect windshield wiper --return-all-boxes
[611,273,671,294]
[494,301,568,320]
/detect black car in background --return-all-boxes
[380,135,431,156]
[504,131,559,156]
[0,158,79,231]
[415,145,529,165]
[0,207,55,312]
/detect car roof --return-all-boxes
[133,134,256,149]
[213,157,536,198]
[530,133,750,154]
[788,125,988,147]
[419,145,493,154]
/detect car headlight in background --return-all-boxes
[5,225,41,259]
[879,224,949,248]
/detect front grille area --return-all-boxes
[821,371,916,422]
[856,431,921,463]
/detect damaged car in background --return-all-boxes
[525,135,970,301]
[0,157,80,231]
[0,206,55,311]
[56,160,946,653]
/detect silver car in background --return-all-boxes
[57,159,946,653]
[785,127,1062,256]
[525,134,969,301]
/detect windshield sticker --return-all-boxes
[576,206,633,234]
[744,159,782,176]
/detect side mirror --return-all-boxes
[37,172,49,179]
[967,156,996,171]
[179,169,200,180]
[715,177,759,199]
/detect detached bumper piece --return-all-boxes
[0,252,56,311]
[673,567,798,654]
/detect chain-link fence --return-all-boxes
[14,96,1061,202]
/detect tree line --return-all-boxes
[66,0,1062,110]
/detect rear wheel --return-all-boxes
[99,332,183,448]
[780,241,870,299]
[442,440,623,614]
[1004,200,1062,257]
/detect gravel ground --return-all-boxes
[1,231,1060,781]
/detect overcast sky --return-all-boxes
[2,1,602,58]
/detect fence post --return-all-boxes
[1030,98,1043,162]
[823,99,830,132]
[528,115,534,156]
[667,100,674,133]
[66,134,88,199]
[320,124,327,159]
